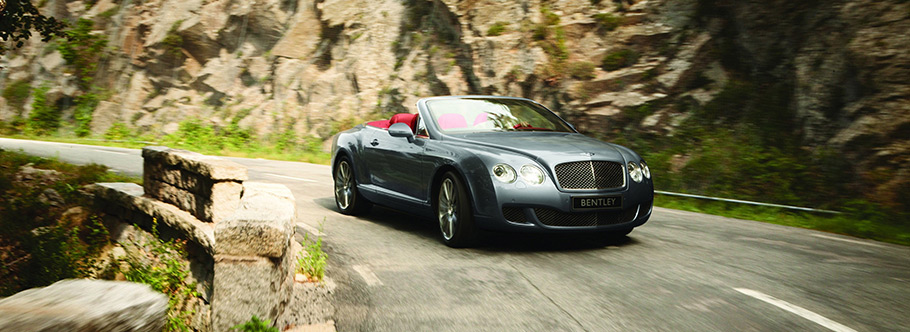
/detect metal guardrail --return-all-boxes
[655,190,842,214]
[84,138,159,145]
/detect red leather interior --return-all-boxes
[366,120,391,129]
[367,113,418,132]
[390,113,418,132]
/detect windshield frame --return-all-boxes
[422,96,577,135]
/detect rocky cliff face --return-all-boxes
[1,0,908,209]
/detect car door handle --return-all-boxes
[370,139,379,146]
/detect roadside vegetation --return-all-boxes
[0,149,201,330]
[656,195,910,246]
[0,149,138,296]
[614,80,910,246]
[297,228,328,283]
[0,117,331,164]
[108,219,200,331]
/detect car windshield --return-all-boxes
[426,98,574,133]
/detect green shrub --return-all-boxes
[162,21,184,57]
[232,316,278,332]
[296,231,327,282]
[74,92,100,137]
[568,61,597,80]
[487,22,508,36]
[58,18,108,89]
[26,85,60,136]
[163,118,220,151]
[104,123,133,141]
[2,79,32,112]
[273,130,298,153]
[593,13,622,32]
[119,219,198,331]
[601,49,639,71]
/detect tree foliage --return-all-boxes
[0,0,66,54]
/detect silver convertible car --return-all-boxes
[331,96,653,247]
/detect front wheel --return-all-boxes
[334,157,371,215]
[437,172,478,248]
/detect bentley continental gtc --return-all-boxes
[331,95,653,247]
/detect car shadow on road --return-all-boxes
[314,197,640,252]
[475,232,640,253]
[314,197,439,237]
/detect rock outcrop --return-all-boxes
[0,279,167,332]
[1,0,908,208]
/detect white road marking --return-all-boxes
[296,222,326,237]
[265,173,318,182]
[811,233,885,248]
[353,265,383,286]
[91,149,130,156]
[734,288,857,332]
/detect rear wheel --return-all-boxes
[437,172,477,248]
[334,157,371,215]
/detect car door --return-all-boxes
[361,126,429,200]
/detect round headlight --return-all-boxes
[641,160,650,179]
[520,165,545,185]
[492,164,517,183]
[628,161,642,183]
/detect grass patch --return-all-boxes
[487,22,509,36]
[655,194,910,246]
[296,227,328,283]
[232,315,279,332]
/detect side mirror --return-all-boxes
[388,122,415,143]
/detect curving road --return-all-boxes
[2,137,909,331]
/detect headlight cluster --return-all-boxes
[628,160,651,183]
[492,163,545,185]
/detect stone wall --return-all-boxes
[90,147,299,331]
[142,146,247,223]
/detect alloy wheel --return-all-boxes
[438,178,457,240]
[335,160,353,210]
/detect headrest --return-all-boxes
[390,113,418,132]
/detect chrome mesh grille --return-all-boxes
[534,206,638,227]
[554,161,624,190]
[502,207,528,224]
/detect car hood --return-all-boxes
[450,132,628,163]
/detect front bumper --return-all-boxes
[472,178,653,233]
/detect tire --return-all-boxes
[436,172,478,248]
[334,156,371,215]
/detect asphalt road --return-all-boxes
[2,138,909,331]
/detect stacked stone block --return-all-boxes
[142,146,247,223]
[212,182,297,332]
